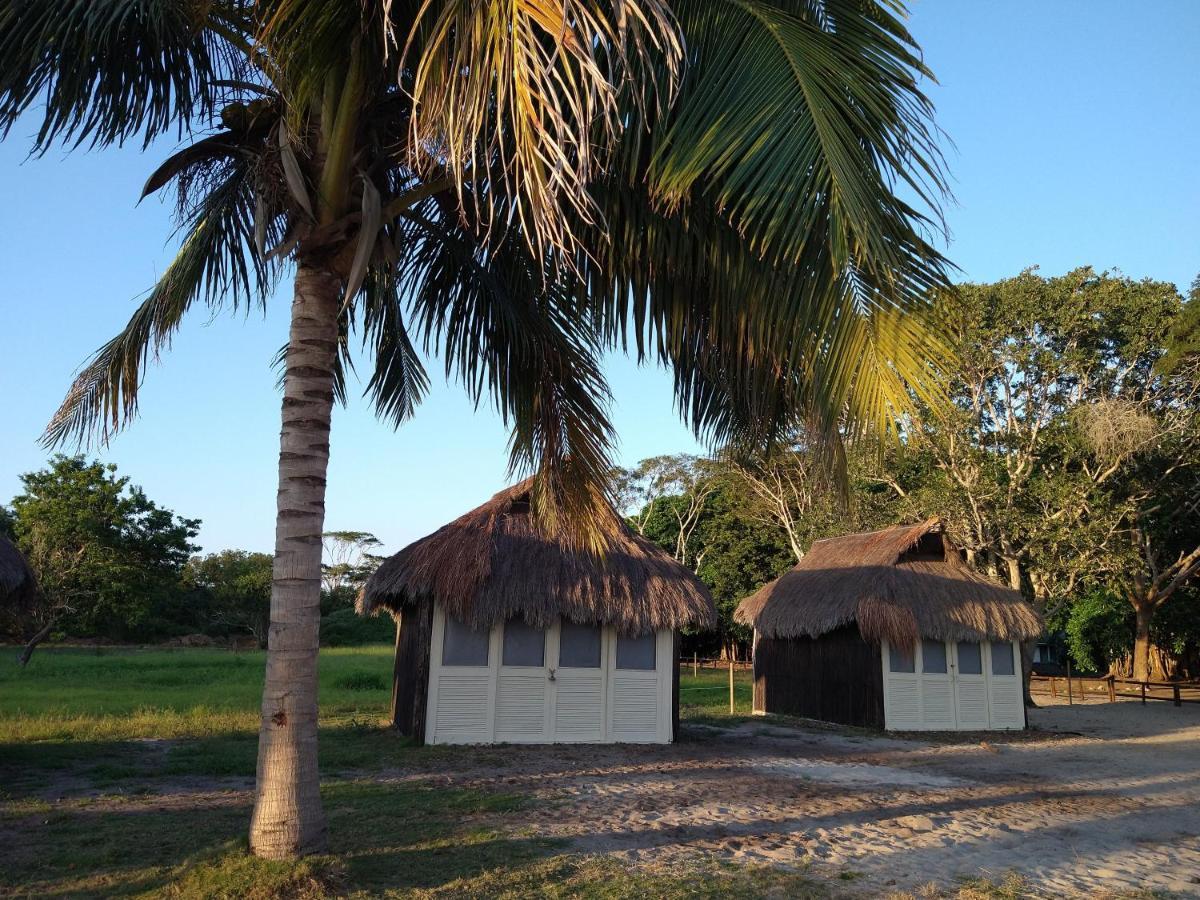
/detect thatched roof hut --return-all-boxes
[361,478,714,745]
[0,535,37,612]
[736,519,1041,647]
[360,478,715,634]
[737,521,1042,732]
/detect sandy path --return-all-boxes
[430,698,1200,897]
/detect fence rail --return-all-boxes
[1029,673,1200,707]
[681,655,753,673]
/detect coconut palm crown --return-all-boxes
[1,0,953,858]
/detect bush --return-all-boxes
[320,608,394,646]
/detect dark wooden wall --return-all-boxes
[753,624,885,729]
[389,597,434,743]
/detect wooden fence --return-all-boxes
[681,654,753,674]
[1029,673,1200,707]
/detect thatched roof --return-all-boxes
[0,535,38,611]
[359,479,715,634]
[736,520,1042,646]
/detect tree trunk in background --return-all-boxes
[17,619,55,667]
[249,265,341,858]
[1132,602,1154,683]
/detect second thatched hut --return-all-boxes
[735,521,1042,731]
[359,478,715,745]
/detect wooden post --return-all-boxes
[1141,681,1147,705]
[1066,657,1073,706]
[693,652,698,678]
[1107,675,1116,703]
[1174,684,1182,708]
[1050,676,1057,698]
[729,657,735,714]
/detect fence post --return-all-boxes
[1066,657,1073,706]
[729,657,735,714]
[1141,681,1146,705]
[693,652,698,678]
[1107,675,1116,704]
[1050,677,1057,698]
[1174,684,1181,708]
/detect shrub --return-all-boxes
[320,607,394,646]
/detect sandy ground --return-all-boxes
[422,697,1200,897]
[13,697,1198,897]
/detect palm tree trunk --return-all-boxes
[249,264,341,858]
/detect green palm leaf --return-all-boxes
[0,0,249,150]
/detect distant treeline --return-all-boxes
[0,457,392,658]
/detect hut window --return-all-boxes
[991,641,1015,676]
[615,632,656,670]
[442,616,490,667]
[888,643,916,673]
[956,641,983,675]
[921,639,947,674]
[559,622,602,668]
[502,618,545,667]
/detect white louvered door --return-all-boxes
[881,638,1025,732]
[426,604,672,744]
[952,641,989,729]
[552,622,605,742]
[605,628,671,743]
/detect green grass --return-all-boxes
[678,665,755,723]
[0,647,789,897]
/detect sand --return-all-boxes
[428,696,1200,897]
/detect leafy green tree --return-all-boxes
[1158,276,1200,377]
[719,437,929,562]
[638,479,792,657]
[907,268,1199,681]
[9,456,199,663]
[183,550,275,648]
[1,0,953,856]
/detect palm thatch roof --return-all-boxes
[736,520,1041,647]
[359,478,715,634]
[0,535,38,612]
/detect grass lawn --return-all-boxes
[0,648,1015,897]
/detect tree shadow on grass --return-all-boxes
[0,777,556,898]
[0,723,449,800]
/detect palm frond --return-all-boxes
[44,152,273,446]
[652,0,950,271]
[394,200,617,550]
[358,267,430,426]
[399,0,683,257]
[0,0,249,151]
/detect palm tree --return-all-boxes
[0,0,953,858]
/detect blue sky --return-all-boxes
[1,0,1197,556]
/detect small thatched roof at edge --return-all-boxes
[359,478,715,634]
[735,520,1042,647]
[0,535,38,612]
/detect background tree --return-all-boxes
[8,456,198,664]
[612,455,719,562]
[917,270,1184,591]
[1,0,953,856]
[183,550,275,648]
[320,531,384,608]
